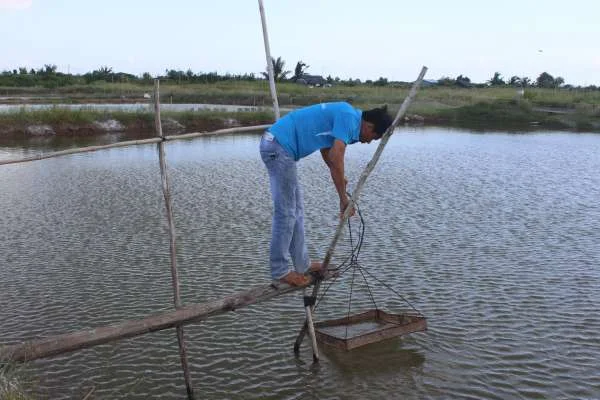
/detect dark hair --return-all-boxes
[362,105,393,135]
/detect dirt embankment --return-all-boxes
[1,99,598,138]
[0,116,273,138]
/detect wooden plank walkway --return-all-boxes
[0,273,332,363]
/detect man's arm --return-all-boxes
[320,147,332,168]
[322,140,354,217]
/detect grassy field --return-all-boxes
[3,79,600,106]
[1,81,599,136]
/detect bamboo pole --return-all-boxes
[257,0,322,361]
[258,0,280,120]
[293,66,428,353]
[0,272,335,363]
[154,79,195,400]
[0,125,272,167]
[165,124,271,141]
[81,387,95,400]
[304,289,320,362]
[0,138,162,166]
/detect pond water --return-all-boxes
[1,127,599,399]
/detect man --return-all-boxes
[259,102,393,286]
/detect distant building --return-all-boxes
[421,79,439,87]
[295,74,327,86]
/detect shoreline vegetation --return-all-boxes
[1,81,599,138]
[0,364,32,400]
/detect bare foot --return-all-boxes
[279,271,310,287]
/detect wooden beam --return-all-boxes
[0,274,332,363]
[164,124,271,141]
[0,137,162,166]
[0,124,272,167]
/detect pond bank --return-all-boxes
[0,109,275,138]
[0,100,598,138]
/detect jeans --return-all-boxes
[259,133,310,279]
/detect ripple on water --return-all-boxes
[1,130,600,399]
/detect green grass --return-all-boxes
[166,109,274,126]
[2,80,599,110]
[0,107,275,137]
[433,99,535,127]
[1,82,599,134]
[0,106,98,125]
[0,363,33,400]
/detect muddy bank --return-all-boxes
[1,100,598,139]
[0,113,274,139]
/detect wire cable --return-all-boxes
[314,192,424,329]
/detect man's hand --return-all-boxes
[340,195,355,219]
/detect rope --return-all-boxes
[347,202,379,313]
[345,251,359,339]
[313,194,424,332]
[358,267,423,316]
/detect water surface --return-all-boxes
[1,128,599,399]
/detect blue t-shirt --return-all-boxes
[268,102,362,160]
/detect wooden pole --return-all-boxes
[154,79,195,400]
[164,124,271,141]
[258,0,281,120]
[293,66,428,353]
[304,290,320,362]
[0,272,335,363]
[0,125,272,167]
[257,0,324,359]
[0,138,162,166]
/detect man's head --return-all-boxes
[360,105,393,143]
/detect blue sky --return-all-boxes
[1,0,598,85]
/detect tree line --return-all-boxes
[0,58,597,90]
[438,71,570,89]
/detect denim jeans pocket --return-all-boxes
[260,150,278,164]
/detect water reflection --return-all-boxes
[321,340,426,374]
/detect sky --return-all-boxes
[1,0,599,86]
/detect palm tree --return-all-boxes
[262,56,290,81]
[41,64,57,76]
[292,60,309,81]
[96,66,113,82]
[554,76,565,88]
[98,66,112,75]
[509,76,521,87]
[536,72,555,88]
[488,72,505,86]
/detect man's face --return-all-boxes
[359,122,380,143]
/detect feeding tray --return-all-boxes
[314,309,427,351]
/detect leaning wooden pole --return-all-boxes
[258,0,318,362]
[154,79,195,400]
[0,125,272,167]
[294,66,428,353]
[258,0,280,120]
[0,273,335,363]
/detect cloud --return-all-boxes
[0,0,32,10]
